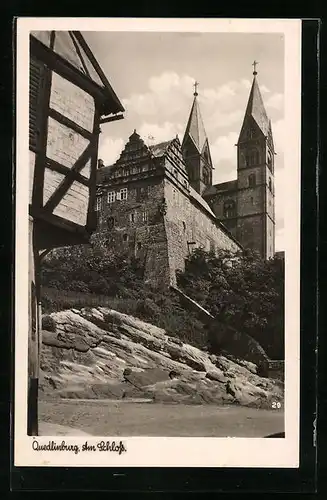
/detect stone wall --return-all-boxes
[164,179,241,285]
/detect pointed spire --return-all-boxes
[182,81,208,154]
[242,63,270,136]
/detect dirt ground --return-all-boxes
[39,399,284,437]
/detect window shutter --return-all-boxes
[29,57,45,150]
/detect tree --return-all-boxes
[177,248,284,359]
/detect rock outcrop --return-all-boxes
[40,307,283,409]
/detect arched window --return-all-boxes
[203,168,210,185]
[246,149,260,166]
[248,173,256,187]
[224,199,236,218]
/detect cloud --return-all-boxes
[211,131,238,165]
[123,72,263,135]
[260,84,271,94]
[98,136,124,165]
[275,226,284,251]
[138,121,184,144]
[271,119,284,157]
[265,92,284,111]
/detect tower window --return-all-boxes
[123,233,128,242]
[250,196,254,205]
[269,177,273,192]
[246,149,260,166]
[246,127,255,139]
[267,151,273,171]
[223,199,236,218]
[203,168,210,185]
[248,173,256,187]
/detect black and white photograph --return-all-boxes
[15,18,301,468]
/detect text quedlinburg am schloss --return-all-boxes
[32,439,127,455]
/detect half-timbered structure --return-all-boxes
[28,31,124,434]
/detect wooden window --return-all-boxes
[107,191,116,203]
[129,212,136,224]
[29,57,45,150]
[142,211,148,223]
[120,187,128,200]
[95,196,101,211]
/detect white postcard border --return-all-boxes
[14,17,301,468]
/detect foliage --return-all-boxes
[41,314,56,332]
[41,245,207,349]
[176,248,284,359]
[40,244,284,357]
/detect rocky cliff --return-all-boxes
[40,307,283,409]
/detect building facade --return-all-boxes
[96,67,276,287]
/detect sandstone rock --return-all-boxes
[167,337,183,347]
[123,368,170,388]
[40,307,284,409]
[205,369,226,383]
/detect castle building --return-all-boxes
[95,65,276,288]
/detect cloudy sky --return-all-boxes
[83,31,284,250]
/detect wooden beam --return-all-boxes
[86,107,101,231]
[69,31,90,78]
[30,206,90,237]
[30,36,122,114]
[43,142,93,213]
[27,218,41,435]
[48,108,93,140]
[45,157,89,186]
[99,113,124,125]
[32,65,52,210]
[72,31,125,114]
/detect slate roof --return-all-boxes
[189,186,216,218]
[149,140,173,157]
[241,75,270,136]
[182,94,208,153]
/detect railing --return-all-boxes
[41,286,141,314]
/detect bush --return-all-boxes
[41,315,56,332]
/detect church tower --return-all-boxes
[182,82,213,195]
[236,62,275,259]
